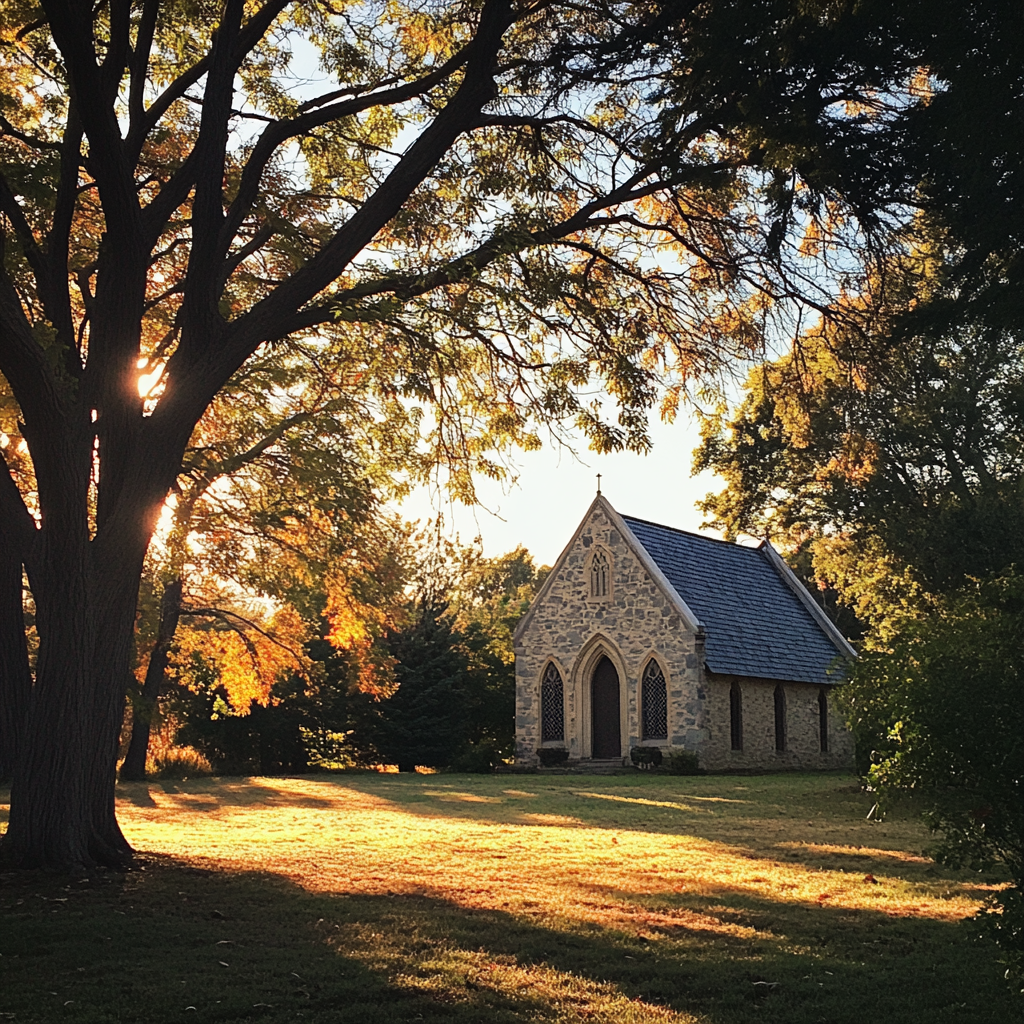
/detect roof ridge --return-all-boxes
[619,514,759,550]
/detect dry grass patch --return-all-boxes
[1,772,1018,1024]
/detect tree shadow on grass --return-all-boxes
[117,778,339,811]
[1,854,1019,1024]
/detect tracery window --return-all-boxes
[641,660,668,740]
[818,688,829,753]
[774,684,787,753]
[541,663,565,742]
[730,681,743,751]
[589,549,610,598]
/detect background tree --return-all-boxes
[694,240,1024,988]
[353,541,547,772]
[159,529,546,775]
[694,245,1024,624]
[120,333,418,779]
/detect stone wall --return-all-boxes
[514,502,705,763]
[699,673,855,771]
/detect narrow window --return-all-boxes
[641,660,668,740]
[730,681,743,751]
[590,549,609,598]
[541,663,565,742]
[818,688,829,753]
[774,685,787,753]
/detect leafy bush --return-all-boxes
[146,746,212,779]
[848,573,1024,989]
[630,746,664,770]
[449,739,504,774]
[537,747,569,767]
[666,748,700,775]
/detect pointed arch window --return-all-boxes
[541,663,565,743]
[818,688,829,753]
[589,549,610,598]
[774,685,787,753]
[641,660,668,740]
[730,681,743,751]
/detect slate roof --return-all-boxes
[621,515,850,685]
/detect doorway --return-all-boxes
[591,656,621,758]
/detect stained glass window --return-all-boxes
[590,549,609,598]
[541,663,565,742]
[641,660,668,740]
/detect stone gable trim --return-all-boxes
[514,495,704,647]
[603,499,704,634]
[757,541,858,664]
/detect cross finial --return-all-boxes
[596,473,602,495]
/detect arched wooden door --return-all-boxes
[591,656,621,758]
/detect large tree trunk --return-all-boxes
[2,518,148,869]
[0,536,31,782]
[121,578,184,782]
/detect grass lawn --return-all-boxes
[1,771,1019,1023]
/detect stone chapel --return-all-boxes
[513,495,856,770]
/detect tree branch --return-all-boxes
[128,0,160,137]
[215,45,478,262]
[0,269,62,427]
[181,606,304,664]
[45,100,84,372]
[198,0,515,378]
[0,449,38,559]
[0,173,47,285]
[274,171,674,334]
[135,0,293,225]
[41,0,141,248]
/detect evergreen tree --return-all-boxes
[371,602,473,773]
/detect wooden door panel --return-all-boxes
[591,656,621,758]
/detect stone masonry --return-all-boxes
[700,674,854,771]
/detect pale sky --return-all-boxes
[396,409,723,566]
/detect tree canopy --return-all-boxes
[0,0,1012,870]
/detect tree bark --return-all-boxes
[121,578,183,781]
[0,535,31,782]
[1,474,152,869]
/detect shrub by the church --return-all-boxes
[666,749,700,774]
[630,746,664,770]
[537,747,569,767]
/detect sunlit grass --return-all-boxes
[111,774,988,923]
[1,773,1018,1023]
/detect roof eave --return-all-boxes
[758,540,858,662]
